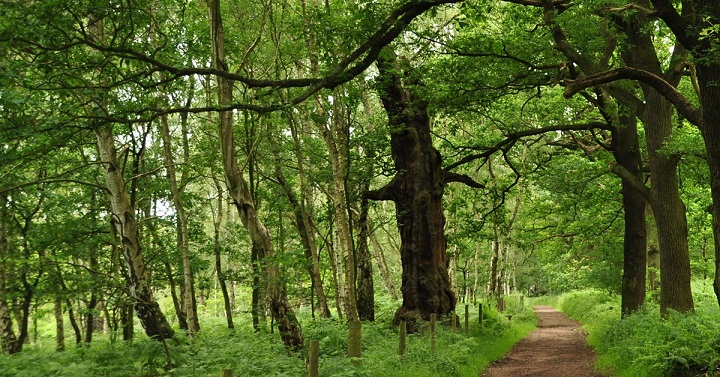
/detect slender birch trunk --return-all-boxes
[208,0,303,349]
[212,182,234,329]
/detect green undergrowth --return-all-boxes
[0,297,535,377]
[543,283,720,377]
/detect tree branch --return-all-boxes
[611,163,651,200]
[649,0,697,50]
[364,181,396,202]
[504,0,573,13]
[444,122,611,172]
[563,67,703,127]
[443,172,485,188]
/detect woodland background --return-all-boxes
[1,0,719,375]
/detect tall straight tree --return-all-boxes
[646,0,720,307]
[0,194,18,354]
[150,5,200,337]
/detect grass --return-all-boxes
[0,296,535,377]
[535,282,720,377]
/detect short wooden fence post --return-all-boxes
[464,304,469,336]
[478,303,483,326]
[348,321,362,366]
[309,339,319,377]
[220,369,232,377]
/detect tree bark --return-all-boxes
[356,197,375,321]
[316,95,360,323]
[54,297,65,351]
[159,112,200,337]
[95,126,176,339]
[0,195,18,354]
[149,6,200,335]
[208,0,303,350]
[619,11,694,313]
[212,183,234,329]
[274,168,332,318]
[163,260,188,330]
[369,230,398,300]
[371,54,456,330]
[696,64,720,307]
[612,111,648,316]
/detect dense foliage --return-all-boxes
[0,296,534,377]
[1,0,719,374]
[544,287,720,377]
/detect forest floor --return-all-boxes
[480,305,605,377]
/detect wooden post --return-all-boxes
[348,321,362,366]
[220,369,232,377]
[399,320,407,357]
[521,295,525,308]
[451,311,457,331]
[478,303,483,326]
[464,304,469,336]
[430,314,437,351]
[309,340,319,377]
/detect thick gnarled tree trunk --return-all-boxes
[369,55,456,330]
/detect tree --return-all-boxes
[208,0,304,349]
[368,52,483,328]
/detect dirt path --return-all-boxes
[481,306,604,377]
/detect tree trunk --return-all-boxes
[163,260,188,330]
[208,0,303,350]
[84,291,97,344]
[370,54,456,330]
[315,95,359,323]
[250,244,262,331]
[471,242,481,304]
[643,91,694,314]
[54,297,65,352]
[325,218,345,319]
[95,126,176,340]
[356,197,375,321]
[212,183,234,329]
[0,196,18,354]
[122,302,134,342]
[369,231,398,300]
[159,112,200,337]
[150,6,200,334]
[275,168,332,318]
[695,62,720,306]
[621,10,693,314]
[612,111,648,316]
[647,203,660,301]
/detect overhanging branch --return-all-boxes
[444,122,611,172]
[444,172,485,188]
[563,67,703,127]
[611,163,651,200]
